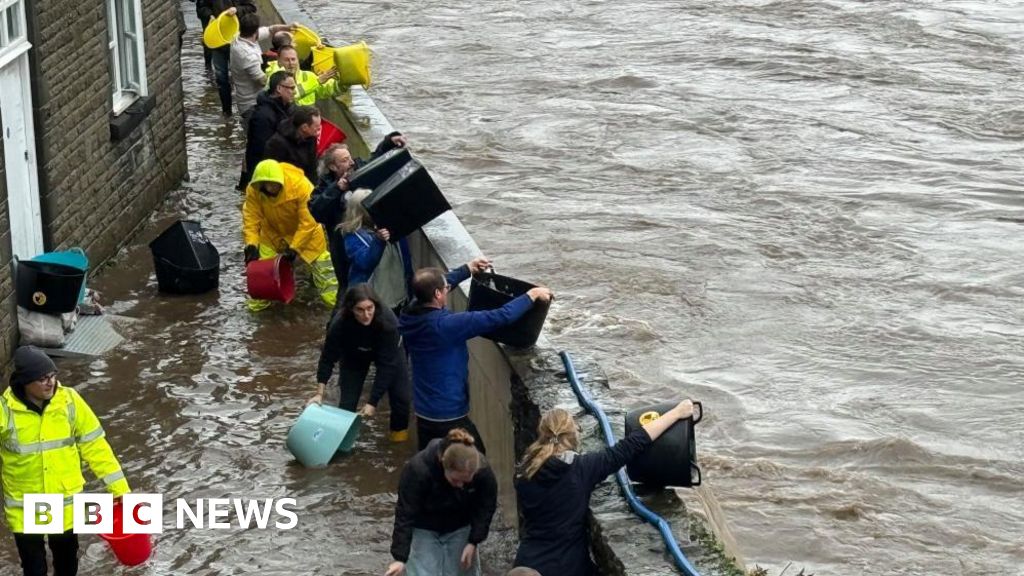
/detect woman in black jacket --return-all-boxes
[386,429,497,576]
[513,400,695,576]
[308,284,411,442]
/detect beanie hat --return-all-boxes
[10,346,57,389]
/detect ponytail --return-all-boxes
[519,408,579,480]
[441,428,481,474]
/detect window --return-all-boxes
[107,0,147,114]
[0,0,27,50]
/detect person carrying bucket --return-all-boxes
[264,45,339,107]
[0,346,132,576]
[308,284,411,443]
[341,189,414,315]
[386,429,496,576]
[512,401,694,576]
[399,259,553,454]
[242,159,338,311]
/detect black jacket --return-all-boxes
[307,132,402,230]
[391,439,497,562]
[195,0,255,25]
[315,306,406,407]
[244,92,293,183]
[265,119,318,183]
[513,429,653,576]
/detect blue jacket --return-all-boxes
[344,229,413,292]
[398,266,534,420]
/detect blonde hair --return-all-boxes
[338,188,375,234]
[441,428,481,474]
[519,408,579,480]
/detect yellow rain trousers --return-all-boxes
[244,160,338,311]
[0,385,130,533]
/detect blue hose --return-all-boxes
[559,351,701,576]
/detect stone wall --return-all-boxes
[25,0,187,260]
[0,134,15,363]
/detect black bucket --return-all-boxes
[362,160,451,241]
[348,147,412,191]
[467,271,549,348]
[15,260,86,314]
[624,401,703,488]
[149,220,220,294]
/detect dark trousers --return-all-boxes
[328,230,350,293]
[338,365,410,432]
[416,415,486,455]
[13,530,79,576]
[211,46,232,115]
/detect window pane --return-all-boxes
[6,2,22,42]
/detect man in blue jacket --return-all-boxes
[399,257,553,454]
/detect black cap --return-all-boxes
[10,346,57,389]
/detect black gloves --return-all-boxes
[281,248,299,263]
[243,245,260,263]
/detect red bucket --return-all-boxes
[99,502,153,566]
[246,256,295,303]
[316,119,347,157]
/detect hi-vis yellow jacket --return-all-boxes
[243,159,328,263]
[263,63,339,106]
[0,385,130,532]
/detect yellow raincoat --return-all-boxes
[242,160,327,264]
[0,385,130,533]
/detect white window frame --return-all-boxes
[0,0,30,67]
[107,0,148,115]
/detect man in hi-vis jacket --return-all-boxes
[0,346,131,576]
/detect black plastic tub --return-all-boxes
[467,271,549,348]
[624,401,703,488]
[149,220,220,294]
[16,260,86,314]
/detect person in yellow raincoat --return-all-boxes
[264,45,340,107]
[0,346,131,576]
[243,159,339,311]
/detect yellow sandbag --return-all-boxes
[312,46,335,75]
[293,25,321,60]
[332,41,372,88]
[202,11,239,49]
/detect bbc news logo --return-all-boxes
[23,494,299,534]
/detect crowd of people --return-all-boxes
[0,2,696,575]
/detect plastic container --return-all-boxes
[624,401,703,488]
[348,147,411,191]
[467,270,550,348]
[202,11,239,49]
[331,41,371,87]
[99,502,153,566]
[311,45,334,75]
[316,118,347,157]
[292,24,321,60]
[361,159,451,240]
[15,260,86,314]
[245,256,295,303]
[286,404,362,467]
[31,248,89,303]
[149,220,220,295]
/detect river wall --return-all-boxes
[254,0,744,573]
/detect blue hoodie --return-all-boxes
[398,266,534,420]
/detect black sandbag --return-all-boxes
[467,271,549,348]
[149,220,220,294]
[361,160,451,240]
[15,260,86,314]
[624,401,703,488]
[348,147,412,191]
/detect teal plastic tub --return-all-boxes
[286,404,361,468]
[31,248,89,304]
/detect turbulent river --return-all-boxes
[299,1,1024,574]
[1,1,1021,575]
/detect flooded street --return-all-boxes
[297,1,1024,574]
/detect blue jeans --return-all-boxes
[407,525,480,576]
[210,46,231,115]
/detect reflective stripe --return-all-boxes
[5,437,75,454]
[5,495,75,508]
[100,470,125,485]
[76,427,104,443]
[66,396,77,431]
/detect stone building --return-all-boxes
[0,0,187,361]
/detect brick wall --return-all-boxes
[26,0,187,261]
[0,133,15,364]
